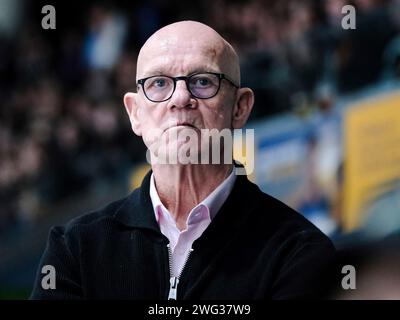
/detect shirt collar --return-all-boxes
[149,167,236,225]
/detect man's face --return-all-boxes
[133,37,237,162]
[124,22,254,165]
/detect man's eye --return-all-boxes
[193,77,211,87]
[147,77,169,89]
[154,78,166,87]
[199,78,210,86]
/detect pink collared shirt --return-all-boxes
[149,169,236,277]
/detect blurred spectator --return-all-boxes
[0,0,24,38]
[335,0,399,91]
[83,4,128,71]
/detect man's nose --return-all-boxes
[168,80,193,109]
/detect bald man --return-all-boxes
[31,21,337,300]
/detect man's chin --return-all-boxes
[151,141,202,165]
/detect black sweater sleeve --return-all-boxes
[270,231,338,300]
[30,226,83,300]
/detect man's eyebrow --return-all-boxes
[187,68,219,75]
[139,70,165,78]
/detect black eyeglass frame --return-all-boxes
[137,72,239,102]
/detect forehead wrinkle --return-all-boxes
[140,55,219,79]
[138,45,221,79]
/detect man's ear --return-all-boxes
[231,87,254,129]
[124,92,142,136]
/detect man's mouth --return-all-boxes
[164,122,197,132]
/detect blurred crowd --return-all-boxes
[210,0,400,116]
[1,0,400,236]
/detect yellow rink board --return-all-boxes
[343,90,400,230]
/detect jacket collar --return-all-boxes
[113,163,258,238]
[113,169,161,233]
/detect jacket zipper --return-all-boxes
[167,243,193,300]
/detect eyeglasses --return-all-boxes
[137,72,239,102]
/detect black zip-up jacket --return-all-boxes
[30,170,337,299]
